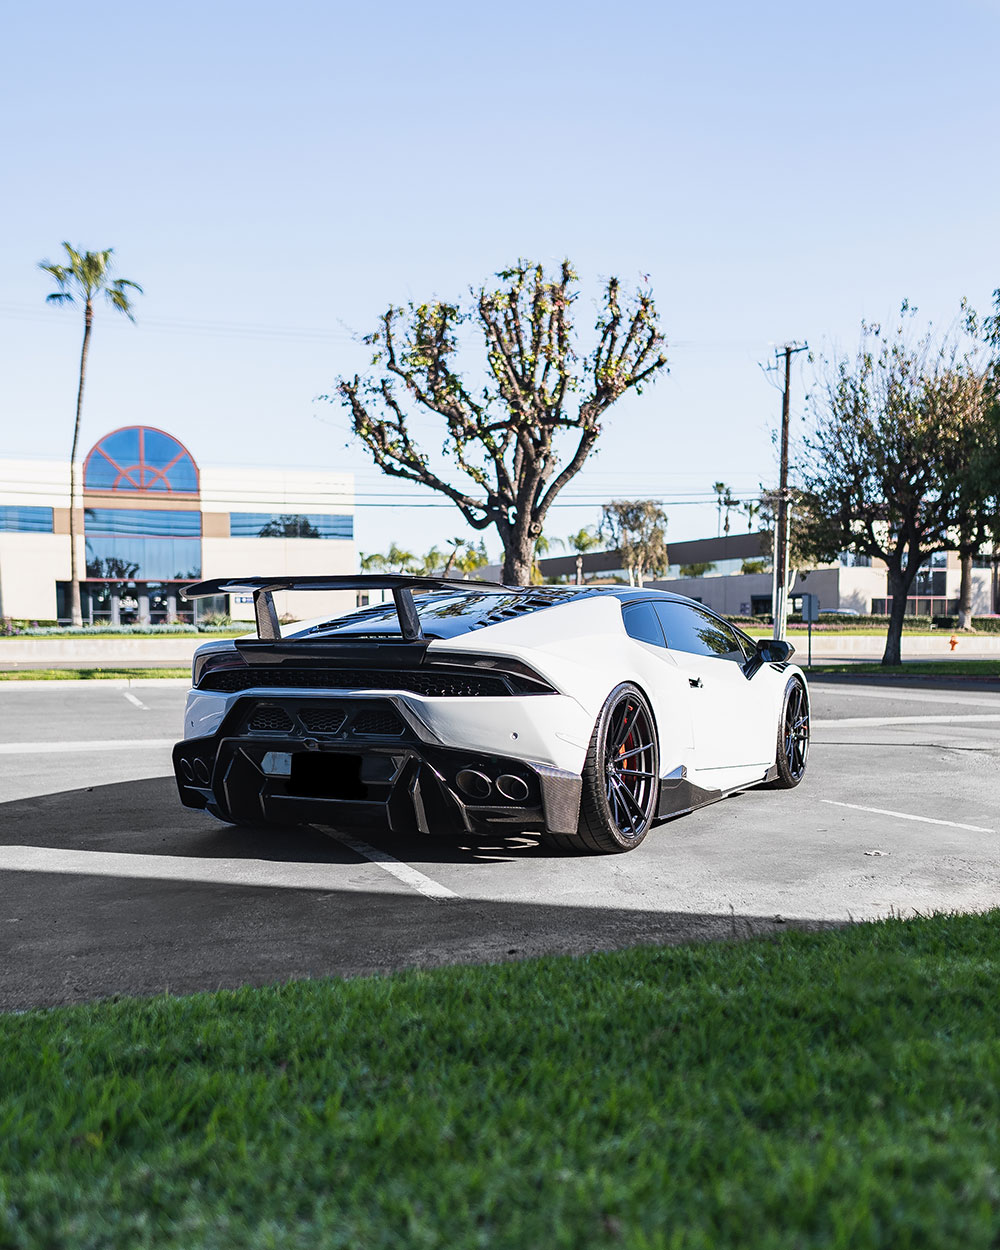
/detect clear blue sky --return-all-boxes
[2,0,998,561]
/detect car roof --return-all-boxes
[296,582,723,643]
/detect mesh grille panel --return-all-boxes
[352,708,406,737]
[299,708,348,735]
[246,707,294,733]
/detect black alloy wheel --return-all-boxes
[574,683,660,853]
[768,678,809,789]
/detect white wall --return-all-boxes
[200,537,356,622]
[0,533,75,620]
[199,465,353,516]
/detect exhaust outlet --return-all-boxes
[193,758,211,784]
[455,769,492,800]
[496,773,530,802]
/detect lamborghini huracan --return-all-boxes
[173,577,809,853]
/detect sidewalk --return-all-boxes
[2,631,1000,669]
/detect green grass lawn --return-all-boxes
[807,660,1000,678]
[4,912,1000,1248]
[744,626,945,638]
[0,667,191,681]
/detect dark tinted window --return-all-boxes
[304,586,589,641]
[653,602,746,663]
[622,601,666,648]
[230,512,353,539]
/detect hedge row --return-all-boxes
[0,621,240,637]
[932,615,1000,633]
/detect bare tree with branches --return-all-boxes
[799,305,1000,665]
[333,260,667,584]
[600,500,669,588]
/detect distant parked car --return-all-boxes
[818,609,859,617]
[173,577,810,854]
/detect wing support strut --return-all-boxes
[181,574,507,641]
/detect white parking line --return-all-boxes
[324,830,457,901]
[817,686,1000,709]
[0,844,441,893]
[813,714,1000,729]
[122,692,149,710]
[0,738,174,755]
[821,799,994,834]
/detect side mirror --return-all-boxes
[752,638,794,664]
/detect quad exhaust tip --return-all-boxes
[455,768,531,804]
[496,773,530,802]
[455,769,492,800]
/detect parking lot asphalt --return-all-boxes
[1,677,997,1010]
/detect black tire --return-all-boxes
[767,678,809,789]
[573,683,660,853]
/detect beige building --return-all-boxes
[527,532,997,617]
[0,425,356,624]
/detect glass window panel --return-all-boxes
[98,428,141,468]
[0,506,54,533]
[229,512,353,539]
[141,428,181,469]
[163,453,198,492]
[86,449,137,490]
[140,431,198,491]
[653,602,746,663]
[84,427,199,492]
[85,535,201,581]
[84,508,201,537]
[621,601,666,647]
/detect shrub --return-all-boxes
[932,615,1000,633]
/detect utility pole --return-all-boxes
[772,343,808,641]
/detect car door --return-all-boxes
[619,599,695,778]
[651,601,771,770]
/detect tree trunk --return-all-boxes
[502,531,535,585]
[69,302,94,626]
[882,567,913,666]
[575,554,583,586]
[957,552,974,630]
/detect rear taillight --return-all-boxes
[193,650,248,687]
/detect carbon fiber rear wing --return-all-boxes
[179,575,507,642]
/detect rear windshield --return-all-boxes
[296,586,589,641]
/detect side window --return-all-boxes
[653,602,746,663]
[622,601,666,648]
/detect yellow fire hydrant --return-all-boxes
[949,635,958,651]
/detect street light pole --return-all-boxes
[772,343,808,641]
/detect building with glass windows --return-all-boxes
[517,531,998,617]
[0,425,355,624]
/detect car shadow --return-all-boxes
[0,776,851,1012]
[0,776,733,867]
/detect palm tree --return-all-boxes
[419,545,444,576]
[567,526,602,584]
[454,539,488,576]
[40,244,142,625]
[742,497,761,533]
[712,482,727,537]
[442,536,467,576]
[531,533,564,584]
[383,542,420,573]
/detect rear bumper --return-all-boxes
[173,692,582,837]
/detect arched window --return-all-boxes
[84,426,199,493]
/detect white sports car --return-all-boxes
[173,577,810,853]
